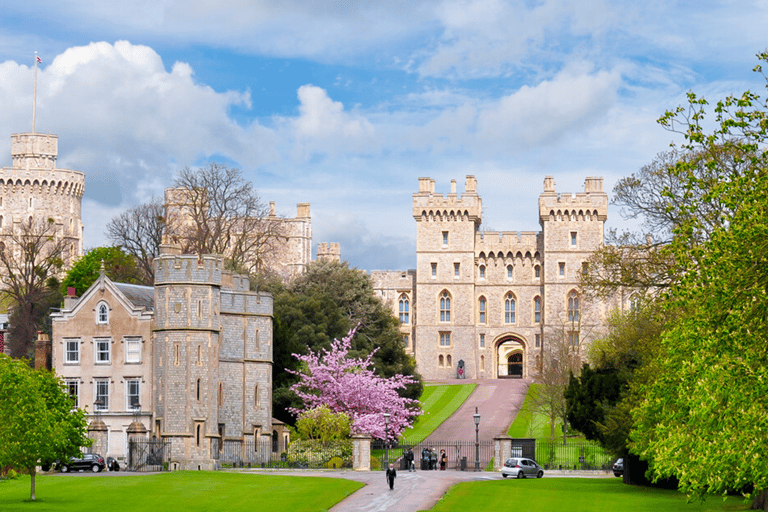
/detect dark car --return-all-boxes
[501,457,544,479]
[612,458,624,477]
[60,453,106,473]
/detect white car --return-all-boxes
[501,457,544,479]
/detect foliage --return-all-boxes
[294,405,351,443]
[289,327,421,440]
[0,355,90,501]
[630,51,768,503]
[60,246,145,295]
[0,472,365,512]
[564,363,625,446]
[105,196,165,284]
[285,439,352,467]
[0,217,66,358]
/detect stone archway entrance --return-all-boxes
[496,336,525,379]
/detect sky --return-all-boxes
[1,1,766,271]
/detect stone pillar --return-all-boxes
[88,419,108,456]
[352,434,372,471]
[494,435,512,471]
[126,420,148,471]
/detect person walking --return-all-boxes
[405,449,414,471]
[386,464,397,490]
[440,449,447,470]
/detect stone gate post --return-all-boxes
[352,434,372,471]
[494,435,512,471]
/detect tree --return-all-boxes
[61,246,145,296]
[0,355,90,501]
[0,217,67,358]
[167,163,285,275]
[105,196,165,284]
[289,327,421,440]
[295,405,351,444]
[630,52,768,506]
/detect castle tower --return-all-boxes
[0,132,85,270]
[412,176,481,380]
[538,176,608,360]
[153,252,274,470]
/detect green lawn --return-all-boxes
[403,383,477,443]
[0,471,364,512]
[427,478,750,512]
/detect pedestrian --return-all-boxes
[386,464,397,490]
[405,448,414,471]
[440,449,447,470]
[430,449,438,470]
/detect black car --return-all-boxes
[612,458,624,477]
[60,453,106,473]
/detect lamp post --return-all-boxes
[473,407,481,471]
[383,412,391,471]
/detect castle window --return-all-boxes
[399,294,409,324]
[126,379,140,411]
[95,338,110,364]
[535,333,541,348]
[454,262,460,277]
[480,355,485,371]
[629,294,640,311]
[95,379,109,411]
[196,378,201,401]
[442,231,448,246]
[97,302,109,324]
[65,379,79,409]
[218,383,223,406]
[439,332,451,347]
[174,344,180,366]
[535,265,541,278]
[504,293,516,324]
[446,355,452,368]
[439,291,451,322]
[558,262,565,277]
[479,333,485,348]
[254,385,260,408]
[125,337,141,364]
[439,355,444,367]
[403,334,409,348]
[196,424,202,447]
[479,265,486,279]
[65,338,80,364]
[431,262,437,278]
[534,296,541,323]
[478,296,486,324]
[507,265,513,280]
[569,331,580,349]
[568,291,580,322]
[571,231,577,246]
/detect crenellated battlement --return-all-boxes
[154,254,224,286]
[413,175,482,223]
[538,176,608,222]
[475,231,541,255]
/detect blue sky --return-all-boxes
[1,1,766,271]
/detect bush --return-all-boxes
[286,439,352,468]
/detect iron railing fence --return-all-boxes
[377,439,496,471]
[127,439,171,472]
[535,440,613,470]
[213,438,352,469]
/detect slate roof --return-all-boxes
[113,282,155,311]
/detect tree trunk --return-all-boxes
[29,466,36,501]
[751,488,768,511]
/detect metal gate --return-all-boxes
[128,439,170,472]
[377,439,495,471]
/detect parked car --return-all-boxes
[612,458,624,477]
[501,457,544,479]
[60,453,106,473]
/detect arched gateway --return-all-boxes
[496,336,526,379]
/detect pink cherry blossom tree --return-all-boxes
[289,327,421,440]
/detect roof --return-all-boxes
[113,282,155,310]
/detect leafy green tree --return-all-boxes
[0,355,90,501]
[295,405,351,444]
[61,246,145,296]
[631,52,768,506]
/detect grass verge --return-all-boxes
[0,471,364,512]
[404,383,477,443]
[426,478,750,512]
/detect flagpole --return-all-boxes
[33,51,38,133]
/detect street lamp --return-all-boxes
[473,407,481,471]
[383,412,391,471]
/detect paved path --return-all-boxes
[424,378,531,442]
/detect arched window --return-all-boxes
[196,378,201,401]
[479,265,486,279]
[439,291,451,322]
[439,355,444,367]
[399,294,409,324]
[254,385,260,407]
[478,296,486,324]
[504,293,516,323]
[97,302,109,324]
[534,265,541,278]
[534,296,541,323]
[507,265,513,280]
[480,355,485,371]
[446,355,452,368]
[568,291,580,322]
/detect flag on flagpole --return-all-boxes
[36,55,42,63]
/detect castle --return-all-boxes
[372,175,621,380]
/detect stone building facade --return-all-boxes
[52,252,280,470]
[373,175,617,381]
[0,132,84,273]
